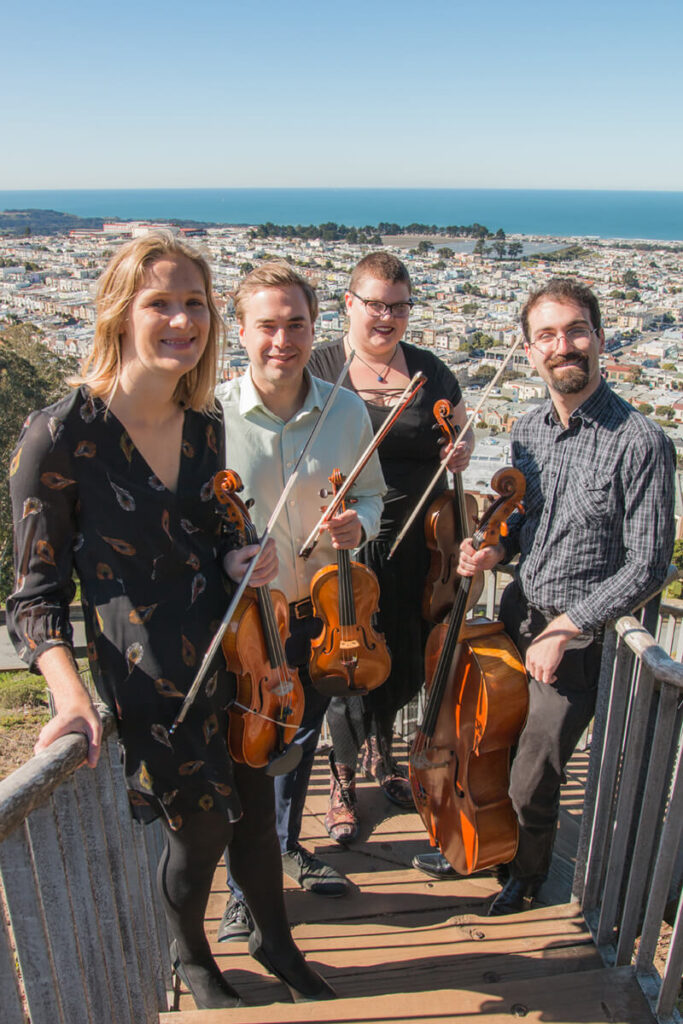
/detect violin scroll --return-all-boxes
[214,470,260,547]
[433,399,458,446]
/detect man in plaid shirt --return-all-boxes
[456,278,676,914]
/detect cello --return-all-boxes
[309,468,391,697]
[410,468,528,874]
[422,399,484,623]
[214,470,305,776]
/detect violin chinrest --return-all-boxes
[266,742,303,777]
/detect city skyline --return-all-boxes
[2,0,682,192]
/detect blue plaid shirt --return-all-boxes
[502,380,676,634]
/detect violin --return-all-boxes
[422,399,484,623]
[410,467,528,874]
[214,470,305,777]
[309,469,391,698]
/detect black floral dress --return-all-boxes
[7,387,242,830]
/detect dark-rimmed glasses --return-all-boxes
[349,290,415,318]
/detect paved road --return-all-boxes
[0,622,87,671]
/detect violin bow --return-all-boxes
[387,335,523,560]
[298,371,427,560]
[171,350,355,733]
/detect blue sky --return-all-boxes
[2,0,681,190]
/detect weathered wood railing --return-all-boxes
[0,709,170,1024]
[575,589,683,1023]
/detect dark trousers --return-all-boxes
[500,580,602,883]
[226,615,329,901]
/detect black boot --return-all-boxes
[248,932,337,1003]
[170,940,246,1009]
[488,877,540,916]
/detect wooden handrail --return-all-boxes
[0,703,114,843]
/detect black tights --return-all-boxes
[157,763,297,968]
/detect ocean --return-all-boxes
[1,188,682,241]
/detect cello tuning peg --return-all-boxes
[319,488,331,498]
[246,498,255,510]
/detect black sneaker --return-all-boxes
[281,845,349,897]
[217,894,254,943]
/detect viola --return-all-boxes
[388,335,523,560]
[309,469,391,698]
[410,467,528,874]
[422,399,484,623]
[214,470,305,776]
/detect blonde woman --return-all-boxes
[7,233,335,1008]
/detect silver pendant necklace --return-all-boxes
[350,345,399,382]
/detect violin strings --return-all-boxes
[246,515,292,729]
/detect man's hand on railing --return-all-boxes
[525,612,582,685]
[35,646,103,767]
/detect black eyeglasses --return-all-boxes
[349,291,415,318]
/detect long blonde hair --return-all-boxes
[72,231,224,411]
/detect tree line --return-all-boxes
[249,221,505,244]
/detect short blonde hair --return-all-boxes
[233,261,319,324]
[72,231,224,411]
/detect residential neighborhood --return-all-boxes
[2,220,682,497]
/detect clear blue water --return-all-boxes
[1,188,682,241]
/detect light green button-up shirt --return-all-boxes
[216,368,385,603]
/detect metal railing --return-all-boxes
[0,710,170,1024]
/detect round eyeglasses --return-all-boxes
[349,290,415,319]
[530,324,599,351]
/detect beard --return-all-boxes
[546,354,590,394]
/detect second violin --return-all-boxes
[309,469,391,697]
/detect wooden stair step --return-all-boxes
[160,965,654,1023]
[165,903,616,1018]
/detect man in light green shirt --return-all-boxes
[215,262,384,942]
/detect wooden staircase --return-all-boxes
[160,746,656,1023]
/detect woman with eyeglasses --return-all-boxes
[308,251,474,842]
[6,232,335,1009]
